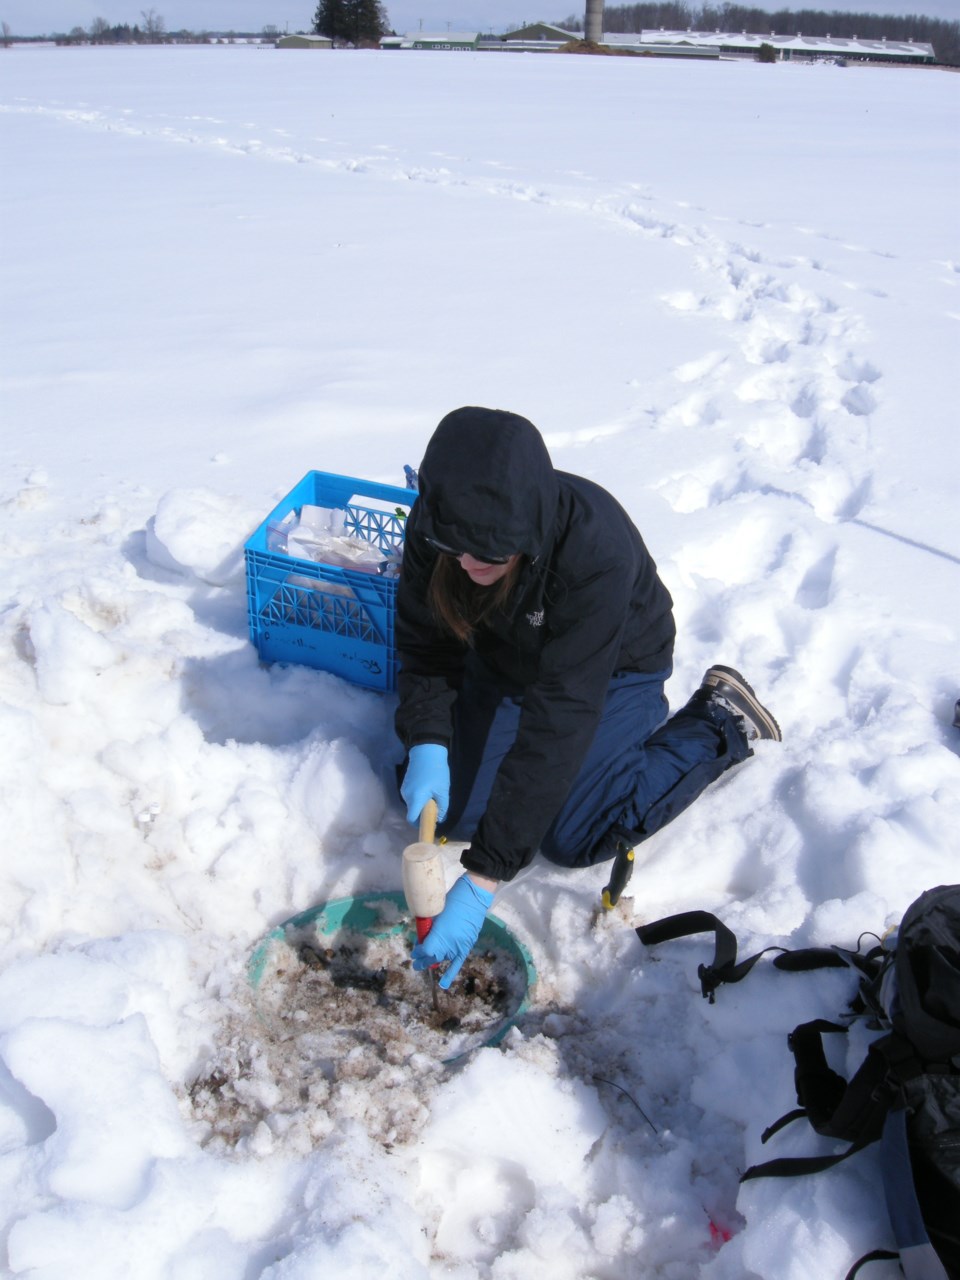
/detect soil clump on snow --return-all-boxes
[187,926,524,1154]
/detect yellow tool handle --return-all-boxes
[601,841,636,911]
[419,798,438,845]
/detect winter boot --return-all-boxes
[701,666,781,742]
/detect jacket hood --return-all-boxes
[417,407,558,562]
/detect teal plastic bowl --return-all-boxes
[248,889,536,1058]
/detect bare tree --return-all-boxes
[140,8,166,41]
[89,16,111,42]
[585,0,604,42]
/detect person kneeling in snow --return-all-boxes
[395,407,780,988]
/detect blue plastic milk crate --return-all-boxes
[244,471,414,692]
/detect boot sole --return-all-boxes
[702,665,782,742]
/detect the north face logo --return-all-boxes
[526,610,544,628]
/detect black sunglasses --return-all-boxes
[425,536,513,566]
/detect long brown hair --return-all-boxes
[428,554,522,645]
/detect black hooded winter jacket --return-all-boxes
[395,407,675,882]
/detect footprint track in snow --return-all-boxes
[657,222,884,525]
[7,94,892,626]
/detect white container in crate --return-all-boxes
[244,471,413,692]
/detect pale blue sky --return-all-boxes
[2,0,957,37]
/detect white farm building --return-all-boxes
[381,25,936,65]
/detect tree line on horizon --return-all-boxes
[556,3,959,62]
[6,9,287,45]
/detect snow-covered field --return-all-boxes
[1,44,958,1279]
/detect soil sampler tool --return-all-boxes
[401,798,446,1012]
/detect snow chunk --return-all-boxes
[27,599,119,706]
[1,1014,192,1209]
[417,1049,607,1264]
[145,488,262,586]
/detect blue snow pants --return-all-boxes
[441,659,752,868]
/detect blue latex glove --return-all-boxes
[401,743,450,823]
[412,875,495,990]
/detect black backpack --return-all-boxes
[637,885,960,1280]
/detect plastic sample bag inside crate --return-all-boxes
[245,471,413,692]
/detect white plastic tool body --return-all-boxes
[401,799,446,921]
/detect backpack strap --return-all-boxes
[760,1108,808,1142]
[635,911,786,1002]
[772,948,853,973]
[741,1030,899,1184]
[879,1105,950,1280]
[741,1128,880,1182]
[789,1020,852,1132]
[636,913,858,1003]
[843,1251,900,1280]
